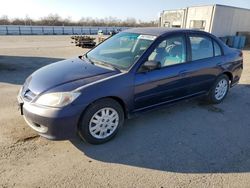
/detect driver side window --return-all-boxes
[148,35,186,68]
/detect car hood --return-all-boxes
[24,57,117,94]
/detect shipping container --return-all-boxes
[160,4,250,37]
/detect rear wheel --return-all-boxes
[78,98,124,144]
[207,75,230,104]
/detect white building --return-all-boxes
[159,4,250,37]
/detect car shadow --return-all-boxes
[0,55,64,85]
[71,84,250,173]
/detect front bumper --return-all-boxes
[18,95,86,140]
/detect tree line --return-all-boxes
[0,14,157,27]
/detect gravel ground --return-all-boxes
[0,36,250,188]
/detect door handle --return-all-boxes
[217,62,223,66]
[179,70,188,77]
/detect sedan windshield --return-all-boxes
[86,32,156,70]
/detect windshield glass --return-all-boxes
[86,32,156,70]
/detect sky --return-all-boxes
[0,0,250,21]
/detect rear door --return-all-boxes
[184,33,224,94]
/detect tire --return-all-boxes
[207,75,230,104]
[78,98,124,144]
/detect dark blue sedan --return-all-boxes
[17,28,243,144]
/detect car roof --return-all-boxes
[123,27,211,37]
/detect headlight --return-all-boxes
[35,92,80,107]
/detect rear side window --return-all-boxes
[189,35,213,61]
[214,40,222,56]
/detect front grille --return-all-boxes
[22,88,36,102]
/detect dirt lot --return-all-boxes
[0,36,250,188]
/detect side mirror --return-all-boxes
[141,60,161,72]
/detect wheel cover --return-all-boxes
[215,78,228,100]
[89,107,119,139]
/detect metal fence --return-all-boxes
[0,25,129,35]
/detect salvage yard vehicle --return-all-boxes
[17,28,243,144]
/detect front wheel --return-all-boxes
[207,75,230,104]
[78,98,124,144]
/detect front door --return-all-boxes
[134,34,191,110]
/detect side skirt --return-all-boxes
[127,91,207,119]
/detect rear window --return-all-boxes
[189,35,213,61]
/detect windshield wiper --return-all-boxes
[84,54,95,65]
[84,55,121,71]
[95,61,121,72]
[88,57,120,71]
